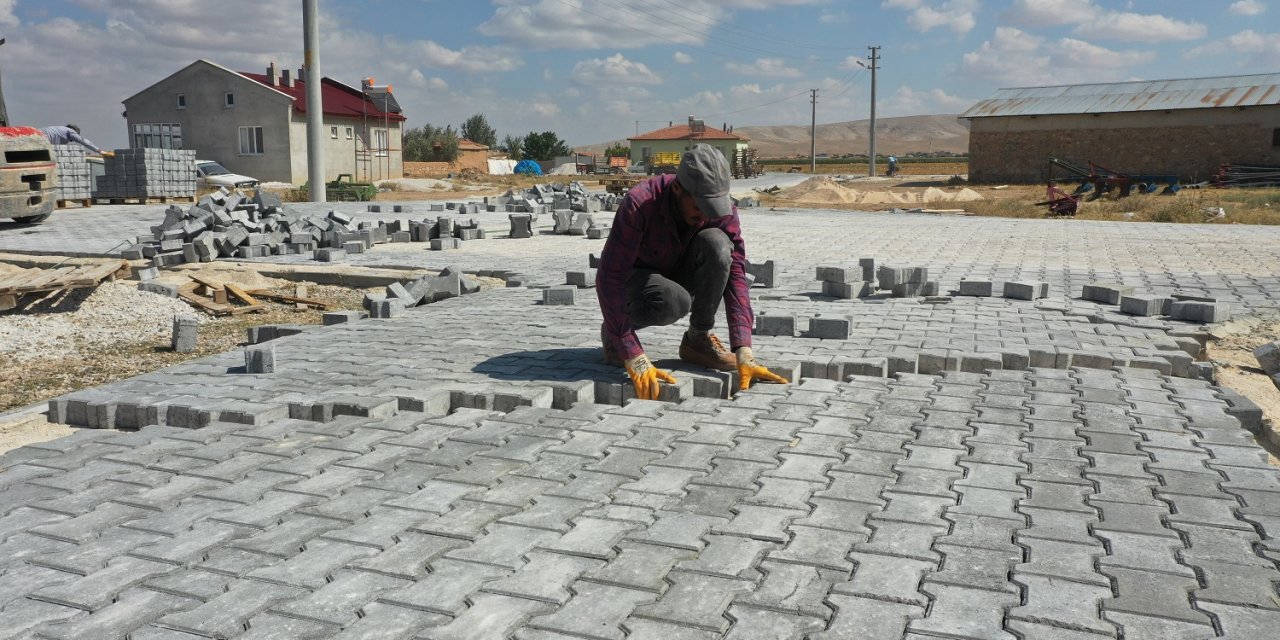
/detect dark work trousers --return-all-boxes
[625,227,732,333]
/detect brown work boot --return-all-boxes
[601,324,623,367]
[679,330,736,371]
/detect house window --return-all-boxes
[330,126,338,139]
[132,123,183,149]
[345,127,353,140]
[238,126,264,155]
[1273,128,1280,147]
[176,94,186,110]
[374,129,388,157]
[225,92,235,108]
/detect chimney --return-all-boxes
[297,68,305,85]
[282,68,292,88]
[267,62,279,86]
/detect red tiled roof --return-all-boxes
[629,124,747,142]
[240,73,406,122]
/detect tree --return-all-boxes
[522,130,571,162]
[402,124,459,162]
[460,113,498,149]
[604,143,630,158]
[501,134,524,161]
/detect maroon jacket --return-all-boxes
[597,174,753,361]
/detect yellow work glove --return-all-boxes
[624,353,677,401]
[736,346,789,391]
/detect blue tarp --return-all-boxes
[514,159,543,175]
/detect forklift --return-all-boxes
[0,38,58,224]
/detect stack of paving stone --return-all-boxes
[52,144,93,201]
[93,148,197,200]
[122,188,495,267]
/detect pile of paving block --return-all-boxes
[93,148,197,200]
[813,258,964,299]
[1081,283,1232,323]
[52,145,93,201]
[121,189,498,267]
[503,183,619,240]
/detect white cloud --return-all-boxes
[0,0,18,27]
[883,0,980,35]
[1003,0,1101,26]
[886,86,973,115]
[571,53,662,86]
[1050,38,1157,68]
[820,12,850,24]
[725,58,803,78]
[529,102,561,117]
[673,51,693,64]
[1229,1,1267,16]
[960,27,1160,86]
[1187,30,1280,66]
[478,0,831,49]
[1073,12,1207,43]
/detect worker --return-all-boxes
[597,143,788,400]
[886,155,898,177]
[41,125,107,155]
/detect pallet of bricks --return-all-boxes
[93,148,197,204]
[53,145,93,208]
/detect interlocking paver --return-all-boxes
[8,202,1280,639]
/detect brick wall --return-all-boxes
[968,109,1280,183]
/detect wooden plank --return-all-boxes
[244,289,331,310]
[48,264,103,287]
[176,282,233,315]
[9,267,76,293]
[0,293,15,311]
[0,268,46,292]
[188,274,226,291]
[228,303,266,315]
[224,283,261,307]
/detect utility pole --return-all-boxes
[867,46,879,177]
[303,0,326,202]
[810,88,818,173]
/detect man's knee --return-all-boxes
[695,228,732,267]
[629,278,691,327]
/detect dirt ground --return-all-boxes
[1205,317,1280,462]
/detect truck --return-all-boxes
[0,126,57,224]
[648,151,681,175]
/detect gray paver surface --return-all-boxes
[3,189,1280,638]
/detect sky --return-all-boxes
[4,0,1279,151]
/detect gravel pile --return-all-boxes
[0,282,201,362]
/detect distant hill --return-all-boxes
[577,114,969,159]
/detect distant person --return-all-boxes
[886,155,898,177]
[41,125,105,155]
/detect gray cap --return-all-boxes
[676,144,733,218]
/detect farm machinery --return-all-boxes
[1039,157,1180,216]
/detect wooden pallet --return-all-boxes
[0,259,131,311]
[93,195,195,205]
[55,198,93,209]
[176,276,265,316]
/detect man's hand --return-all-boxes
[736,346,788,391]
[624,353,677,400]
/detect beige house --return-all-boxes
[456,139,490,173]
[628,124,750,166]
[122,59,405,185]
[961,73,1280,183]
